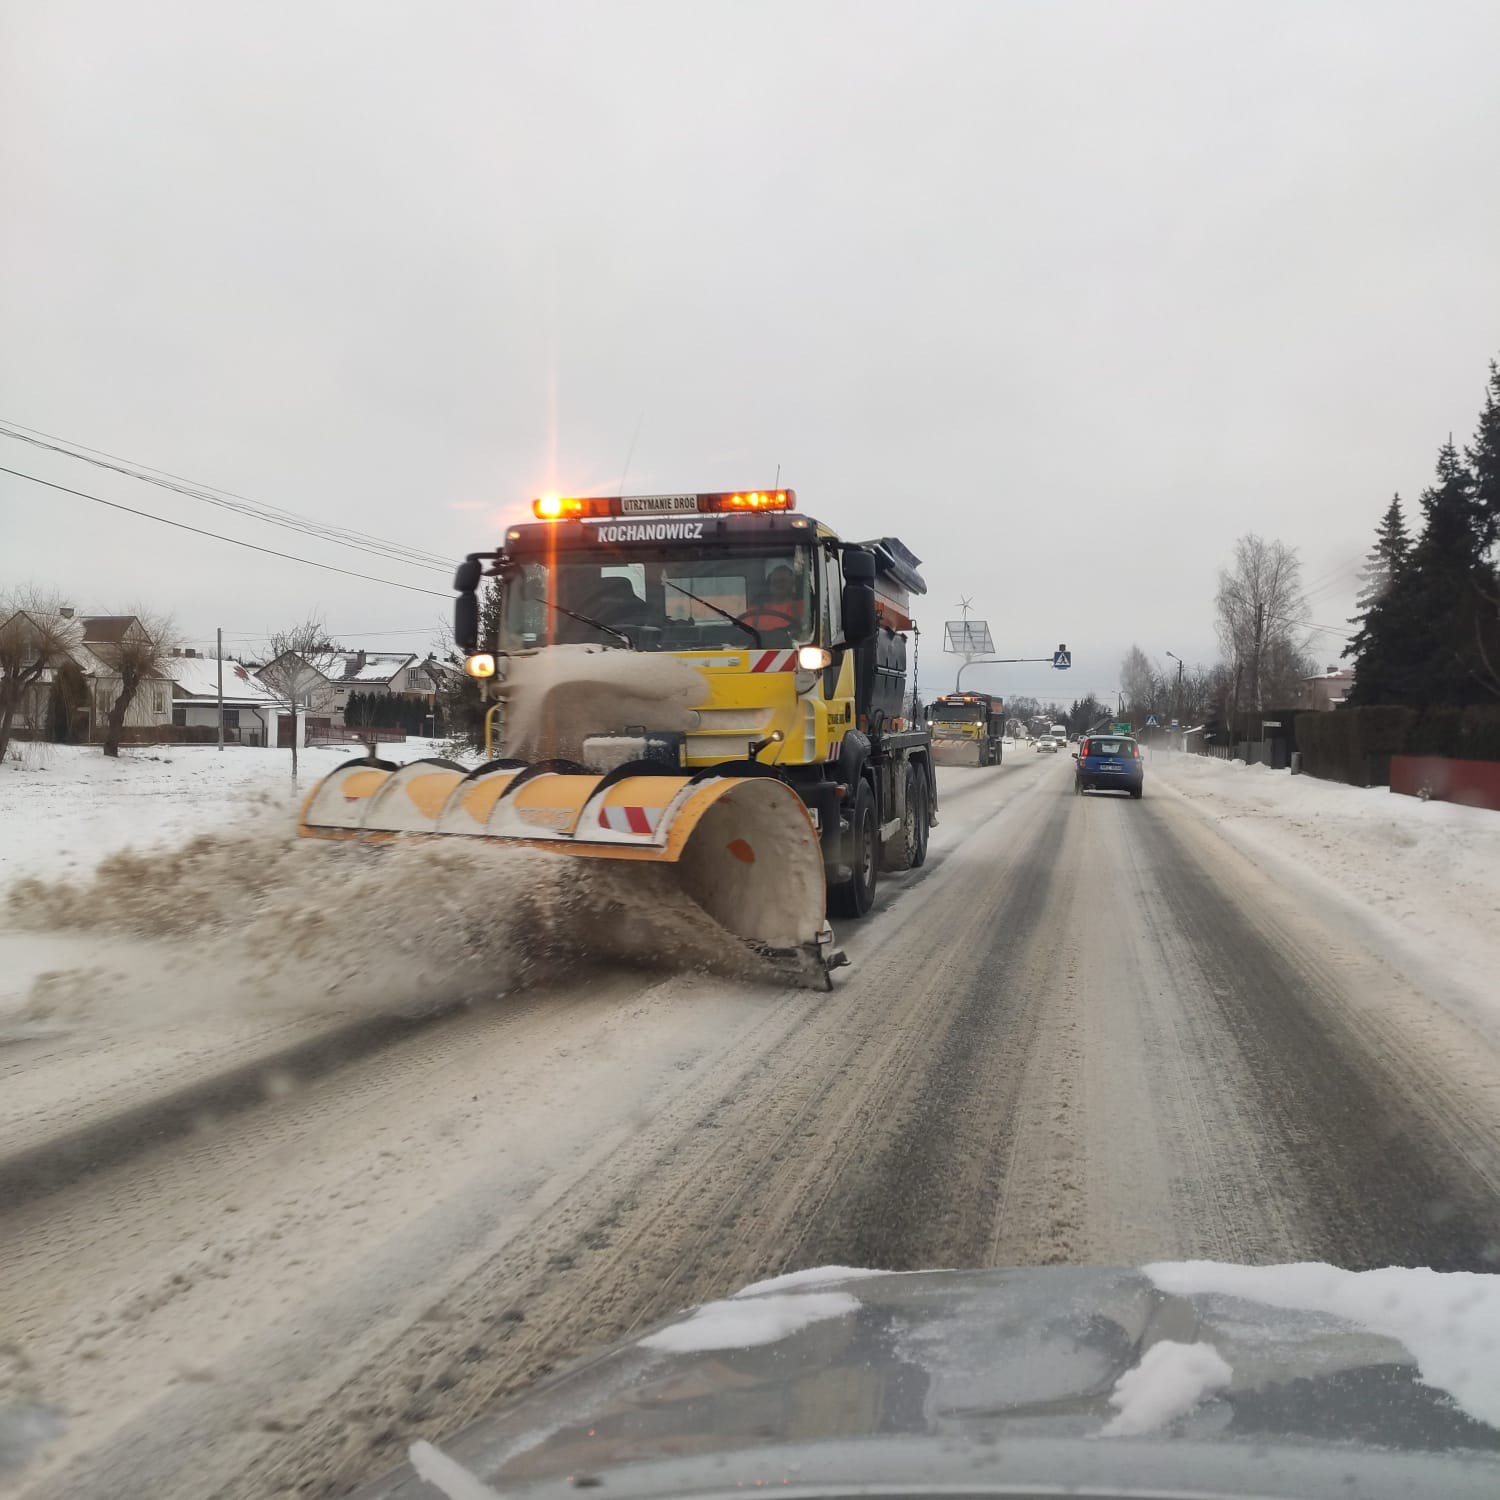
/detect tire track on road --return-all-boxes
[1134,800,1500,1271]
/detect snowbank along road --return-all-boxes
[4,746,1500,1499]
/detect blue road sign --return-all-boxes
[1145,713,1160,727]
[1053,648,1072,670]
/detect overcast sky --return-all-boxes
[4,0,1498,704]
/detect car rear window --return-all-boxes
[1087,740,1135,756]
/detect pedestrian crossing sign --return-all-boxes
[1145,713,1160,727]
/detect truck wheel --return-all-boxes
[885,765,928,872]
[994,740,1003,766]
[829,780,878,917]
[910,770,930,867]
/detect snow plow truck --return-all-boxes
[298,490,936,988]
[926,692,1005,766]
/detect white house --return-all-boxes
[168,653,281,745]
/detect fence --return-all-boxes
[1295,704,1500,793]
[1389,754,1500,811]
[307,726,409,747]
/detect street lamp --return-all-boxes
[1165,651,1186,746]
[1165,650,1184,714]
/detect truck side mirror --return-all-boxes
[842,581,877,643]
[454,591,480,654]
[840,547,878,642]
[454,556,483,592]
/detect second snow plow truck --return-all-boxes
[926,692,1005,766]
[298,490,936,988]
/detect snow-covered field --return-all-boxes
[1150,750,1500,1035]
[0,739,461,885]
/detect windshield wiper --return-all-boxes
[663,579,762,647]
[529,594,636,650]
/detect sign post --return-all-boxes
[943,605,1073,691]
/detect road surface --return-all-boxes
[6,750,1500,1498]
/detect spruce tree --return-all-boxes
[1353,439,1487,706]
[1467,359,1500,556]
[1352,495,1410,613]
[1346,495,1410,700]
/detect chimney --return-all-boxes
[59,606,75,619]
[185,647,197,658]
[355,649,367,672]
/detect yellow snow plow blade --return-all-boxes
[930,727,985,766]
[298,759,835,987]
[931,737,985,767]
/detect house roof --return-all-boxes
[269,649,419,685]
[168,656,278,704]
[252,648,417,687]
[344,652,417,683]
[79,615,142,644]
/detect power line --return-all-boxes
[0,418,453,573]
[0,464,451,598]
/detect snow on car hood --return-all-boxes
[354,1264,1500,1500]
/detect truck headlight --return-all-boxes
[797,646,833,670]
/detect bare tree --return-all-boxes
[93,612,180,758]
[1214,535,1312,714]
[1119,644,1161,717]
[256,615,336,781]
[0,590,82,762]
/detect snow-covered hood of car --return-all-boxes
[356,1263,1500,1500]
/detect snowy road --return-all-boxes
[6,750,1500,1498]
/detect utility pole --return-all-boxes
[216,626,224,751]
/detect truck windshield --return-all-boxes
[500,544,817,652]
[930,703,987,723]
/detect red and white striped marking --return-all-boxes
[749,648,797,673]
[598,804,659,835]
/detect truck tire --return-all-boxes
[993,739,1003,766]
[884,764,928,872]
[828,779,878,918]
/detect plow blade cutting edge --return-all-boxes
[298,758,836,988]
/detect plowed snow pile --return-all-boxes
[2,821,765,1040]
[5,828,548,1020]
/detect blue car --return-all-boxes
[1074,733,1144,798]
